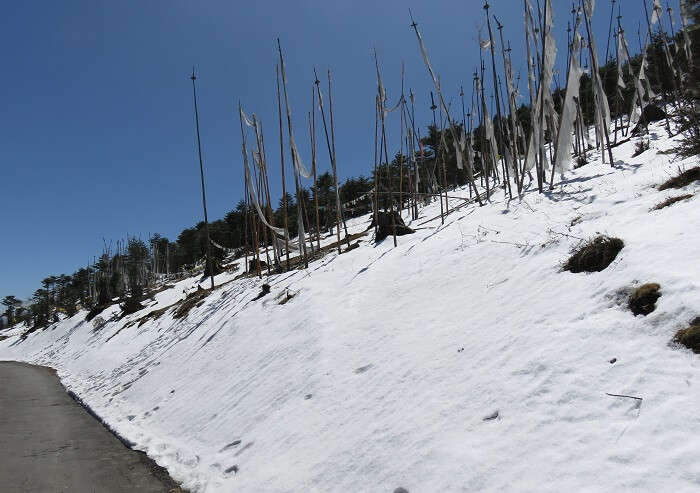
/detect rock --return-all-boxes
[373,211,415,243]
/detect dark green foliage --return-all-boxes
[120,297,145,316]
[672,1,700,156]
[563,236,624,273]
[658,167,700,190]
[86,304,109,322]
[629,283,661,316]
[1,295,21,326]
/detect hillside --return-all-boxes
[2,122,699,492]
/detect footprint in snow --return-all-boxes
[482,410,500,421]
[224,465,239,475]
[354,364,373,374]
[219,440,241,452]
[234,442,254,457]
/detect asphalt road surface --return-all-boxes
[0,361,182,492]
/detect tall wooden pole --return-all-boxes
[484,2,513,199]
[278,39,308,268]
[276,64,290,270]
[327,69,350,247]
[373,95,380,236]
[581,0,616,166]
[190,68,214,290]
[252,119,272,275]
[429,91,445,223]
[314,68,343,253]
[310,89,321,251]
[495,16,523,195]
[258,122,281,269]
[238,103,262,278]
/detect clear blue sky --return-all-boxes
[1,0,664,301]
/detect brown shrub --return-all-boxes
[628,283,661,316]
[563,236,624,273]
[673,317,700,354]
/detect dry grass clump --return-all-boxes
[651,194,693,210]
[172,288,210,320]
[563,236,624,273]
[658,166,700,191]
[628,283,661,316]
[137,306,170,327]
[673,317,700,354]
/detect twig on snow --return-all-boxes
[605,392,643,401]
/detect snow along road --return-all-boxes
[0,361,182,492]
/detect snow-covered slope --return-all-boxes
[2,123,699,492]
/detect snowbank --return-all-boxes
[2,123,699,492]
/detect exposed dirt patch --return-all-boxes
[172,288,211,320]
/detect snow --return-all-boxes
[2,122,700,492]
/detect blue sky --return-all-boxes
[1,1,665,301]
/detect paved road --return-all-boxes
[0,361,182,492]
